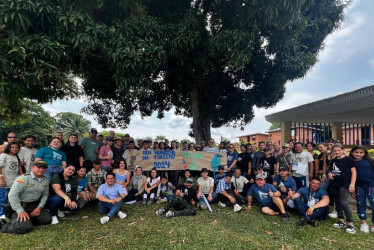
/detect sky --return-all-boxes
[43,0,374,142]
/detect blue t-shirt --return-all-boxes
[227,151,238,168]
[248,183,278,207]
[97,183,127,199]
[272,175,297,194]
[296,187,328,207]
[77,176,88,192]
[214,173,226,185]
[35,147,67,166]
[355,159,374,187]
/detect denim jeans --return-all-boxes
[356,186,374,224]
[294,197,329,221]
[99,199,123,218]
[198,193,217,204]
[46,195,79,216]
[44,165,63,181]
[155,194,174,201]
[293,176,309,190]
[0,187,9,216]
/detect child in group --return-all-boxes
[214,165,226,186]
[349,145,374,233]
[328,143,357,234]
[0,142,22,216]
[260,147,277,183]
[75,166,90,209]
[156,175,175,204]
[143,168,160,205]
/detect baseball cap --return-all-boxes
[89,128,98,134]
[114,136,123,141]
[255,174,265,180]
[279,166,289,171]
[34,160,48,168]
[124,133,130,137]
[106,137,114,141]
[282,143,290,148]
[186,178,194,183]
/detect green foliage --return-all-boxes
[0,101,56,147]
[269,123,281,131]
[368,149,374,159]
[55,112,91,141]
[154,135,166,142]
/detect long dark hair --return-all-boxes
[3,142,21,155]
[349,145,374,168]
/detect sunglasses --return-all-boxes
[8,136,18,138]
[36,166,48,169]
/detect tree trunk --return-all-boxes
[191,88,211,144]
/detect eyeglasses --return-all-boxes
[36,166,48,169]
[8,136,18,138]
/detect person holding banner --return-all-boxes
[197,168,215,209]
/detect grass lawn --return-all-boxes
[1,202,372,249]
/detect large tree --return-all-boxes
[1,0,348,143]
[55,112,91,141]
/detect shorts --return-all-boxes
[261,201,280,212]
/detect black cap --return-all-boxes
[279,166,289,171]
[89,128,98,134]
[34,160,48,168]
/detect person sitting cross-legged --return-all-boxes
[97,173,127,224]
[272,166,297,209]
[290,177,330,227]
[247,174,290,222]
[216,174,243,212]
[155,178,197,218]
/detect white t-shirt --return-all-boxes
[18,147,38,173]
[147,176,160,186]
[197,177,214,194]
[231,176,249,192]
[203,146,219,153]
[0,153,20,188]
[290,151,314,177]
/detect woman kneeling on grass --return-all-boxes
[142,168,160,205]
[349,145,374,233]
[46,164,79,225]
[328,143,357,234]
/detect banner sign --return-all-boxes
[126,150,227,172]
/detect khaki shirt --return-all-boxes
[8,172,49,214]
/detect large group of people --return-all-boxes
[0,130,374,236]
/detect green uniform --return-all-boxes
[164,196,196,217]
[1,172,51,234]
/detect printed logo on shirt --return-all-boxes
[52,151,63,162]
[263,160,270,170]
[258,191,269,200]
[66,183,72,193]
[331,162,341,176]
[9,160,19,171]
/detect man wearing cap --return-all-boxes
[276,143,292,174]
[272,166,297,208]
[87,159,107,201]
[290,177,329,227]
[79,128,101,170]
[111,136,124,163]
[121,134,131,151]
[156,177,197,218]
[247,174,290,222]
[197,168,215,209]
[1,161,51,234]
[216,174,243,212]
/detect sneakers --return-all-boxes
[142,199,147,205]
[57,210,65,218]
[200,203,208,210]
[218,202,226,208]
[371,225,374,233]
[156,208,166,216]
[333,221,347,228]
[281,212,290,222]
[100,216,110,225]
[360,223,369,233]
[233,204,242,212]
[298,218,308,226]
[118,211,127,220]
[51,216,59,225]
[147,199,153,206]
[329,210,338,219]
[165,210,174,218]
[308,220,318,227]
[157,198,167,204]
[346,225,356,234]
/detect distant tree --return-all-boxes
[55,112,91,141]
[0,101,56,147]
[154,135,166,142]
[269,123,281,131]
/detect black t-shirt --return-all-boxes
[260,156,277,182]
[60,144,84,168]
[176,184,197,203]
[111,145,124,161]
[238,152,251,173]
[317,153,326,172]
[329,157,355,188]
[253,151,265,169]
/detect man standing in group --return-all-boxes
[291,177,330,227]
[247,174,290,222]
[227,144,238,173]
[203,138,218,153]
[289,142,314,189]
[1,161,51,234]
[121,134,131,151]
[0,132,19,154]
[97,173,127,224]
[79,128,101,171]
[252,141,266,170]
[87,159,107,201]
[55,132,64,144]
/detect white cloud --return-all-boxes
[369,59,374,68]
